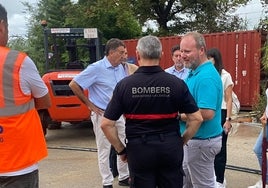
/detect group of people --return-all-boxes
[1,2,267,188]
[98,32,229,188]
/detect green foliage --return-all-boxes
[252,25,268,119]
[47,0,73,27]
[130,0,250,35]
[263,43,268,71]
[182,0,246,33]
[22,1,49,75]
[22,0,77,75]
[253,82,267,121]
[7,36,28,52]
[67,0,142,40]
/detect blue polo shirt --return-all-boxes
[73,56,126,110]
[180,61,223,138]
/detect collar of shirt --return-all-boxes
[135,66,163,73]
[171,66,188,74]
[103,56,121,70]
[189,61,212,77]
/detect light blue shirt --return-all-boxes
[73,56,126,110]
[165,66,190,80]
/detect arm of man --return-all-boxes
[182,110,203,145]
[181,109,213,122]
[199,108,215,120]
[35,94,51,110]
[223,85,233,133]
[260,111,267,125]
[101,117,127,162]
[69,80,103,115]
[20,56,51,110]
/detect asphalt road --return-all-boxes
[39,120,263,188]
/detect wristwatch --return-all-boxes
[226,117,232,121]
[116,148,127,155]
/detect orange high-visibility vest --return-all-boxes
[0,47,47,173]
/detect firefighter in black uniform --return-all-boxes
[101,35,203,188]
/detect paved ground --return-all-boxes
[39,115,264,188]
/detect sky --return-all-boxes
[0,0,37,37]
[0,0,266,38]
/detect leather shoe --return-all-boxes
[118,178,130,186]
[103,185,113,188]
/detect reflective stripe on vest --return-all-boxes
[0,48,34,116]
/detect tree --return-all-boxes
[249,0,267,116]
[257,0,268,31]
[64,0,142,40]
[7,36,29,52]
[44,0,73,27]
[130,0,250,35]
[21,1,47,74]
[180,0,248,33]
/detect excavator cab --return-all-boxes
[39,26,103,135]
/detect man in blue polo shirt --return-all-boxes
[179,32,223,188]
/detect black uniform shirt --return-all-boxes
[104,66,199,138]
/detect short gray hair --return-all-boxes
[183,32,206,51]
[136,35,162,59]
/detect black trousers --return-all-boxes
[214,109,228,183]
[109,146,119,177]
[126,132,184,188]
[0,169,38,188]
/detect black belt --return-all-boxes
[192,133,222,140]
[126,132,179,143]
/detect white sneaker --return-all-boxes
[223,177,227,187]
[216,182,225,188]
[248,180,268,188]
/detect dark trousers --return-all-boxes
[0,169,39,188]
[214,109,228,183]
[109,146,119,177]
[126,132,184,188]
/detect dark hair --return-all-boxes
[0,4,7,23]
[171,45,180,56]
[207,48,224,75]
[105,38,125,56]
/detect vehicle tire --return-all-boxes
[48,121,62,130]
[38,110,51,136]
